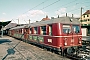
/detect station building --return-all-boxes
[79,10,90,36]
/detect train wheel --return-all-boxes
[67,47,75,55]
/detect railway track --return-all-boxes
[3,36,90,60]
[62,38,90,60]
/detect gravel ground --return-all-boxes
[0,36,70,60]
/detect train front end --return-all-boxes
[58,17,82,55]
[62,24,82,54]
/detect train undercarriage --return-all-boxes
[57,45,90,60]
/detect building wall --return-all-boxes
[79,10,90,36]
[80,14,90,26]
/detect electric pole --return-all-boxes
[29,19,30,24]
[18,19,19,24]
[81,7,83,25]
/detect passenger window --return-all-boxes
[72,25,80,33]
[63,25,71,34]
[34,27,38,34]
[30,28,33,34]
[22,29,24,34]
[41,26,46,35]
[29,28,31,34]
[26,28,29,34]
[49,25,52,35]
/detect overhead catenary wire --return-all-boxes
[12,0,49,24]
[13,0,61,24]
[25,0,61,19]
[23,0,49,14]
[12,0,90,24]
[55,0,90,17]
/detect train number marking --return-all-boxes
[48,39,52,43]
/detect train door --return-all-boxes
[24,28,29,40]
[62,24,72,46]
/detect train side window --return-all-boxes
[63,25,71,34]
[22,29,24,34]
[41,26,46,35]
[49,25,52,35]
[16,30,18,33]
[19,29,20,33]
[34,27,38,34]
[29,28,31,34]
[26,28,28,34]
[72,25,80,33]
[19,29,21,33]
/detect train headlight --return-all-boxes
[65,42,67,45]
[64,38,67,45]
[78,37,82,44]
[79,41,82,44]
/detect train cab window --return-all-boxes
[49,25,52,35]
[41,26,46,35]
[34,27,38,34]
[62,25,71,34]
[72,25,80,33]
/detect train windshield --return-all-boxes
[63,25,71,34]
[72,25,80,33]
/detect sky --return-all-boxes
[0,0,90,24]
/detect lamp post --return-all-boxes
[1,25,3,37]
[81,7,83,26]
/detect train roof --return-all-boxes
[10,25,27,30]
[10,17,80,30]
[28,17,80,27]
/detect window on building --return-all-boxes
[83,15,85,18]
[62,25,71,34]
[84,20,87,22]
[84,24,87,26]
[88,19,90,21]
[41,26,46,35]
[80,20,82,22]
[87,15,89,17]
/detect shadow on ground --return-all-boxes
[0,39,12,44]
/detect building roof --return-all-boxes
[83,10,90,15]
[41,15,50,21]
[4,23,17,30]
[0,21,11,30]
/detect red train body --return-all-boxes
[8,17,82,56]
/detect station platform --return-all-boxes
[0,36,70,60]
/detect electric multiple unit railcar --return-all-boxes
[8,17,82,56]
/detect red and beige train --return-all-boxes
[8,16,82,56]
